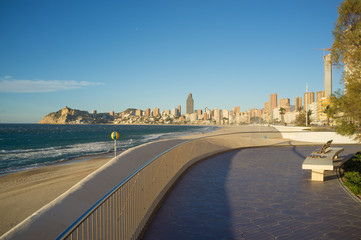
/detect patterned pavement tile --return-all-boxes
[142,145,361,239]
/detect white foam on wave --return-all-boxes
[0,126,219,174]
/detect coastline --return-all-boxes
[0,124,222,236]
[3,124,333,239]
[0,154,113,235]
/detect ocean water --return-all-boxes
[0,124,217,175]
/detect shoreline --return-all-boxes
[0,151,115,178]
[0,154,113,235]
[0,125,223,235]
[0,124,218,177]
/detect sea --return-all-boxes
[0,124,218,175]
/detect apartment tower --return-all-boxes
[269,93,277,122]
[295,97,302,111]
[316,91,325,101]
[186,93,194,114]
[270,93,278,109]
[304,92,315,109]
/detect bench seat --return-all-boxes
[302,147,344,181]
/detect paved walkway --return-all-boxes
[142,145,361,240]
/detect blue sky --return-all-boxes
[0,0,343,123]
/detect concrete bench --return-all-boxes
[302,143,344,181]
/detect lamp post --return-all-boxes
[111,131,120,157]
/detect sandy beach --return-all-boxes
[0,125,280,236]
[0,154,113,235]
[0,125,225,236]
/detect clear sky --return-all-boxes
[0,0,344,123]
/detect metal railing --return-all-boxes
[57,138,203,240]
[56,130,278,240]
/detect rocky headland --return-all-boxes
[38,107,114,124]
[38,106,189,125]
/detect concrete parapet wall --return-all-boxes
[0,127,299,240]
[274,126,358,144]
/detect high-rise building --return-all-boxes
[295,97,302,111]
[178,105,181,115]
[214,109,222,124]
[316,91,325,101]
[153,108,160,117]
[172,108,180,117]
[135,109,143,116]
[279,98,290,108]
[317,97,331,124]
[186,93,194,114]
[264,102,270,115]
[304,92,315,109]
[233,106,240,114]
[269,93,277,123]
[145,108,151,117]
[222,109,229,119]
[270,93,278,109]
[279,98,291,112]
[324,53,332,98]
[248,109,259,118]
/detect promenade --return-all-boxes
[2,125,360,240]
[142,145,361,240]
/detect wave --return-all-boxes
[0,146,63,154]
[0,125,219,175]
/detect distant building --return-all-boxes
[145,108,151,117]
[317,97,331,124]
[248,108,259,118]
[239,112,249,124]
[214,109,222,124]
[135,109,143,117]
[304,92,315,110]
[279,98,290,107]
[308,102,317,124]
[233,106,240,114]
[316,91,325,101]
[186,93,194,114]
[178,105,181,115]
[222,109,229,119]
[279,98,291,112]
[273,108,281,122]
[153,108,160,117]
[110,111,115,116]
[324,53,332,98]
[264,102,270,115]
[284,111,297,124]
[172,108,180,117]
[270,93,278,123]
[92,110,97,116]
[295,97,302,111]
[204,108,211,120]
[270,93,278,109]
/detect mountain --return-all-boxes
[38,106,113,124]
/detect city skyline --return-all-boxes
[38,81,335,125]
[0,0,344,123]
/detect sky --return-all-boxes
[0,0,344,123]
